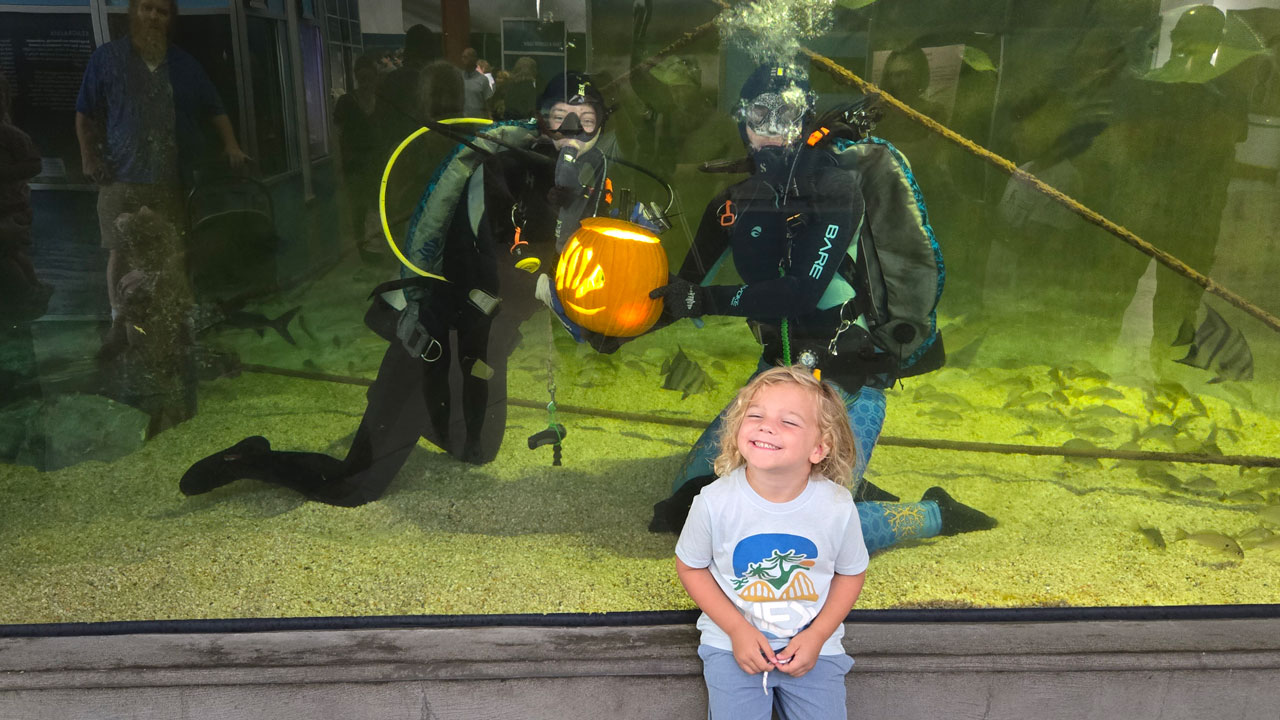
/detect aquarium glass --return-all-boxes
[3,0,1280,625]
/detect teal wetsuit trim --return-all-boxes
[858,500,942,553]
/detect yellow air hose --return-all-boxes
[378,117,495,280]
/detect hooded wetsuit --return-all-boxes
[651,139,951,551]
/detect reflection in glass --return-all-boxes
[246,16,289,176]
[3,0,1280,626]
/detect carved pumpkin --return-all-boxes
[554,217,668,337]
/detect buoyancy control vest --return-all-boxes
[827,135,945,379]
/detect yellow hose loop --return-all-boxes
[379,117,495,280]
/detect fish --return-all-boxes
[1223,490,1266,503]
[1258,471,1280,490]
[1063,363,1109,382]
[193,302,301,345]
[912,385,966,406]
[1072,423,1115,440]
[660,346,716,399]
[1154,380,1191,405]
[1249,535,1280,552]
[1187,394,1208,416]
[1141,423,1179,445]
[947,336,984,369]
[1172,306,1253,383]
[1258,505,1280,526]
[1137,526,1165,549]
[928,391,970,408]
[1003,390,1050,409]
[1072,405,1133,421]
[1000,375,1034,392]
[1061,438,1101,468]
[923,408,964,422]
[1171,529,1244,558]
[1013,426,1040,439]
[1051,390,1070,406]
[1142,394,1174,421]
[1136,463,1180,485]
[1139,470,1181,490]
[1181,475,1217,492]
[1081,386,1125,401]
[1047,367,1067,389]
[1238,527,1274,545]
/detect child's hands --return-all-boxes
[775,630,824,677]
[729,626,778,675]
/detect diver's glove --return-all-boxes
[395,300,443,361]
[649,275,709,320]
[537,273,628,353]
[536,273,586,343]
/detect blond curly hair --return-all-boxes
[713,366,858,487]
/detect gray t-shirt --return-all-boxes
[675,467,869,656]
[462,70,492,118]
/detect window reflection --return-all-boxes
[245,16,289,177]
[2,0,1280,625]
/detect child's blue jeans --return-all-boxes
[698,645,854,720]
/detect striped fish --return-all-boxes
[1172,306,1253,383]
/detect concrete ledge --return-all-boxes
[2,618,1278,718]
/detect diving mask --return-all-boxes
[543,103,601,145]
[737,90,809,141]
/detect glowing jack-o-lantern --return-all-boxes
[554,217,668,337]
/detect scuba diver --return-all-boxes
[645,63,997,551]
[179,73,613,506]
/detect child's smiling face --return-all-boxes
[736,382,828,478]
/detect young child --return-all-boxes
[675,365,867,720]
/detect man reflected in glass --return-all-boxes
[75,0,247,431]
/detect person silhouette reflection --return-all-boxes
[1113,4,1251,370]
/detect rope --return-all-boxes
[604,0,1280,336]
[802,48,1280,337]
[237,363,1280,469]
[599,17,722,95]
[543,310,564,465]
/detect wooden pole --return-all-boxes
[802,48,1280,336]
[239,364,1280,469]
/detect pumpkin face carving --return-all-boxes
[554,217,668,337]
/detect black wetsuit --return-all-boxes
[675,149,874,390]
[181,141,565,506]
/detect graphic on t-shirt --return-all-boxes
[730,533,820,602]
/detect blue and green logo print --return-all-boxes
[730,533,820,603]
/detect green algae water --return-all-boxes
[4,0,1280,624]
